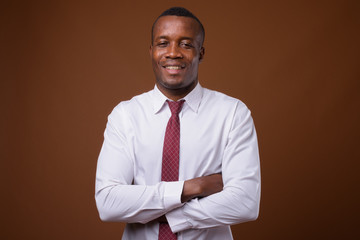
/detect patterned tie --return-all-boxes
[159,100,185,240]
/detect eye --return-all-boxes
[180,42,193,49]
[156,41,168,47]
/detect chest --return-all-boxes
[130,108,232,182]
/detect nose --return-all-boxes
[166,43,182,59]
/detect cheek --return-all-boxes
[186,51,200,64]
[153,50,165,62]
[189,57,200,69]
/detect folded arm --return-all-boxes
[95,102,260,230]
[157,173,224,223]
[95,107,224,224]
[95,109,185,224]
[166,103,261,232]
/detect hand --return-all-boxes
[181,173,223,203]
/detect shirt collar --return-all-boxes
[152,82,203,114]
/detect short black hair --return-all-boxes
[151,7,205,46]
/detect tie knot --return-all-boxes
[167,100,185,116]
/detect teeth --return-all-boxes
[166,66,181,70]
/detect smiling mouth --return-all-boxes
[165,66,182,70]
[163,65,185,70]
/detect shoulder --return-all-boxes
[108,89,153,122]
[202,87,249,114]
[201,87,255,131]
[112,90,152,113]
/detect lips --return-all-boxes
[161,63,185,75]
[165,65,182,70]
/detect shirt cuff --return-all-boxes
[166,203,192,233]
[163,181,184,210]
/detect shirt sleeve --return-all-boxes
[95,104,184,224]
[166,102,261,232]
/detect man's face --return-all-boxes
[150,16,204,95]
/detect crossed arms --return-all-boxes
[156,173,223,223]
[95,101,261,232]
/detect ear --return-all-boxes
[149,44,153,57]
[199,46,205,62]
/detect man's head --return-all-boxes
[151,7,205,47]
[150,7,205,100]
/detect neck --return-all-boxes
[156,81,197,101]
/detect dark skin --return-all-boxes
[157,174,223,223]
[150,16,204,101]
[150,16,223,223]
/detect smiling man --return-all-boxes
[150,14,204,100]
[95,7,261,240]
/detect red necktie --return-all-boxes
[159,100,185,240]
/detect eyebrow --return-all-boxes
[155,36,194,41]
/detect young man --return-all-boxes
[95,7,261,240]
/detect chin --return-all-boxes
[159,79,186,90]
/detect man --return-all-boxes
[95,7,261,240]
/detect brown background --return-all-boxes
[1,0,359,239]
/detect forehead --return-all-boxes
[153,16,202,39]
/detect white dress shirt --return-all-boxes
[95,83,261,240]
